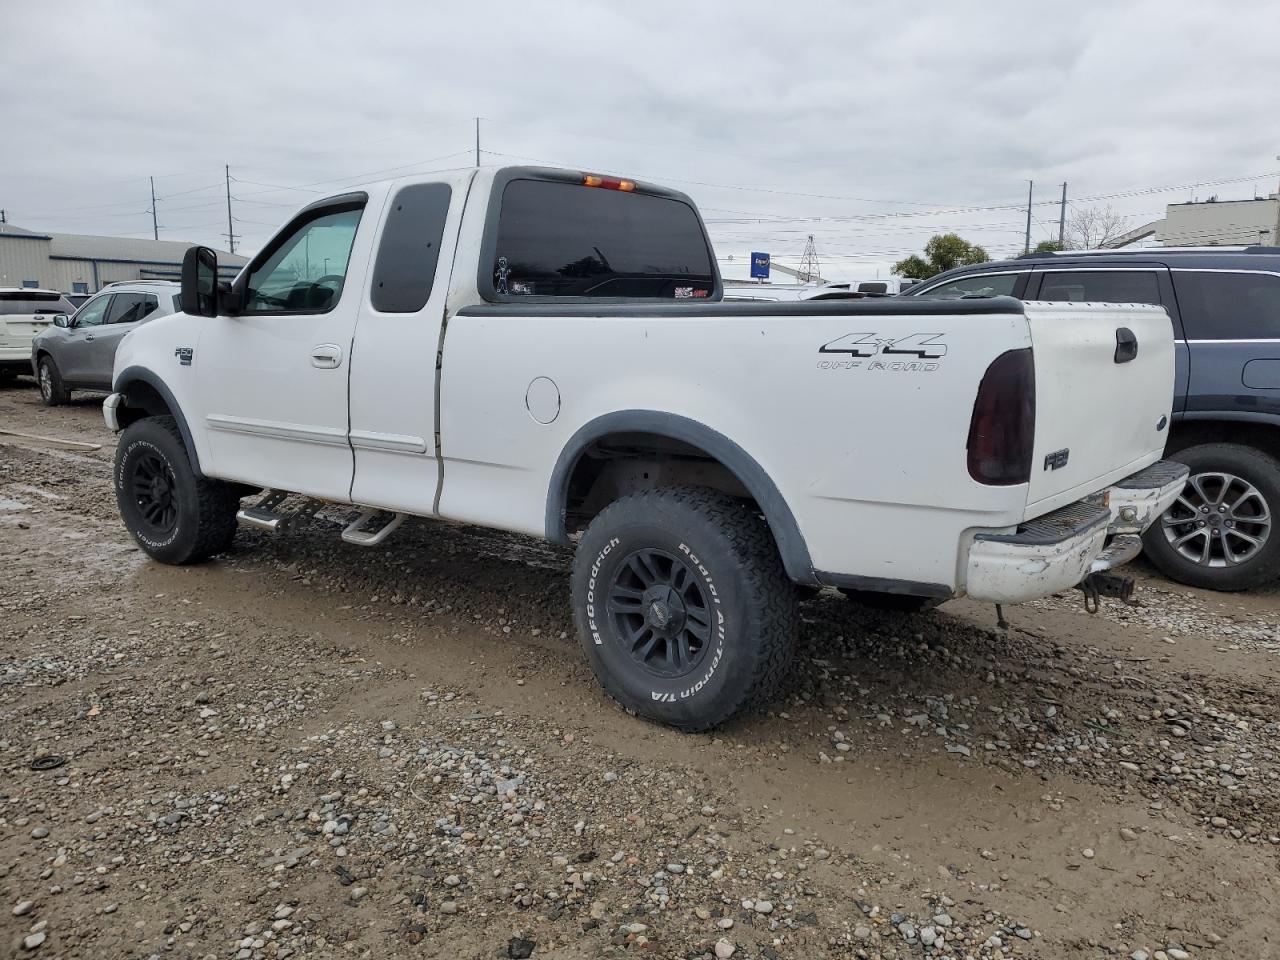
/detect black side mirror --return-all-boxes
[53,314,70,328]
[181,246,219,317]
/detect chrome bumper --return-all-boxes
[965,459,1189,604]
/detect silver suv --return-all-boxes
[31,281,182,405]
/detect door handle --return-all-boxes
[1114,327,1138,364]
[310,343,343,369]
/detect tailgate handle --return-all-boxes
[1114,327,1138,364]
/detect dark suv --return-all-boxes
[908,246,1280,591]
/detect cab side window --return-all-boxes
[914,273,1021,299]
[106,293,160,325]
[73,294,112,328]
[243,207,363,315]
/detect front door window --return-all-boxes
[243,208,362,314]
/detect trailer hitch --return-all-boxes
[1076,572,1134,613]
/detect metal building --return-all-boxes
[0,223,245,294]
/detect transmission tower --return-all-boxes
[798,234,821,283]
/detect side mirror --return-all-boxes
[181,245,220,317]
[53,314,70,328]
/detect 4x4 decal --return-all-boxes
[817,333,947,372]
[819,333,947,359]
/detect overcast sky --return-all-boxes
[5,0,1279,281]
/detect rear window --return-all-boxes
[1036,270,1161,304]
[0,291,74,315]
[491,179,715,299]
[1173,270,1280,340]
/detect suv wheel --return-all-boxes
[571,487,797,731]
[38,356,69,406]
[1142,443,1280,591]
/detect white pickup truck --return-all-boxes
[103,165,1185,730]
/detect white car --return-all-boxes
[101,165,1185,730]
[1,287,76,382]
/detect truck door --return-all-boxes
[195,194,371,501]
[347,178,465,513]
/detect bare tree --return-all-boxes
[1066,204,1130,249]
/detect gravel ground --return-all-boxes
[2,380,1279,960]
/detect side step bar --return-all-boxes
[341,509,406,546]
[236,490,324,533]
[236,491,407,547]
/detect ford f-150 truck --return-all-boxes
[102,165,1186,730]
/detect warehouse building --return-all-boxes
[1110,193,1280,248]
[0,222,245,294]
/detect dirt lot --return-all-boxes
[2,378,1279,960]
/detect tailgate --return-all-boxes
[1023,300,1174,515]
[1,316,52,349]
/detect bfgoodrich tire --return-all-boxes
[572,487,797,731]
[1142,442,1280,591]
[114,416,240,565]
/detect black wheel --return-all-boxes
[839,589,943,613]
[572,487,797,732]
[114,416,240,565]
[1142,443,1280,591]
[37,356,69,406]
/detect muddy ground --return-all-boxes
[1,378,1278,960]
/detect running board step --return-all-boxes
[341,509,406,546]
[236,490,324,533]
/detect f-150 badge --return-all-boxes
[817,333,946,372]
[174,347,193,367]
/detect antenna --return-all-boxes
[798,235,821,284]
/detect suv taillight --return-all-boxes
[967,348,1035,485]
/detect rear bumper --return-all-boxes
[965,459,1188,604]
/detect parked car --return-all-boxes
[102,165,1182,730]
[1,288,76,382]
[31,281,181,405]
[906,246,1280,591]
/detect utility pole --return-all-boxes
[1024,180,1033,254]
[225,164,236,255]
[475,117,481,168]
[149,176,159,240]
[1058,182,1067,247]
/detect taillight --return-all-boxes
[967,348,1035,485]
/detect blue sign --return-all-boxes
[750,252,770,279]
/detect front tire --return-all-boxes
[37,356,69,406]
[114,416,240,565]
[1142,443,1280,591]
[572,487,797,732]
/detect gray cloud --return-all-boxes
[4,0,1278,280]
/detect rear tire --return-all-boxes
[839,588,943,613]
[114,416,240,565]
[37,356,69,406]
[1142,442,1280,591]
[571,487,797,732]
